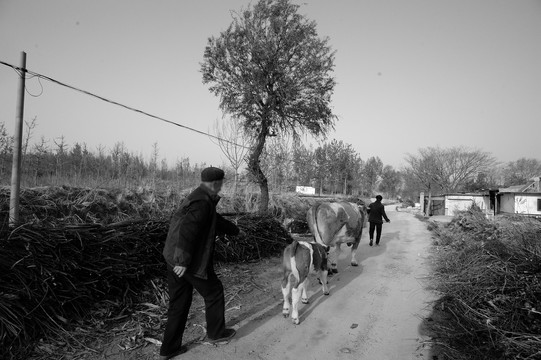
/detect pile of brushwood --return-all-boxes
[0,186,292,359]
[427,208,541,360]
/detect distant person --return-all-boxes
[160,166,240,360]
[367,195,390,246]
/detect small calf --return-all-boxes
[281,240,330,324]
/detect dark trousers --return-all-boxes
[369,222,383,243]
[160,266,226,356]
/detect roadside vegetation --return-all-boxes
[427,208,541,359]
[0,184,364,359]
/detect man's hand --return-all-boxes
[386,219,391,223]
[173,265,187,278]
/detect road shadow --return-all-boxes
[224,248,366,337]
[296,228,404,322]
[297,228,405,323]
[221,228,405,340]
[297,257,362,323]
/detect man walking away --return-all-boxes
[160,167,240,359]
[367,195,390,246]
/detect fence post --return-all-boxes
[9,51,27,227]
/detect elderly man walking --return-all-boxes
[367,195,390,246]
[160,167,240,359]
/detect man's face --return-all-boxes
[213,179,224,193]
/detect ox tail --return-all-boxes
[290,240,301,284]
[308,204,325,247]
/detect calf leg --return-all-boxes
[281,272,291,317]
[329,244,341,273]
[291,284,302,325]
[301,277,310,304]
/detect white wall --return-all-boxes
[445,195,490,216]
[514,195,541,215]
[295,186,315,195]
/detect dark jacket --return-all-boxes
[367,200,390,224]
[162,185,239,279]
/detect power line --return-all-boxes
[0,60,250,149]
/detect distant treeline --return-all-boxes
[1,121,540,201]
[0,121,401,197]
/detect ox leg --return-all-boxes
[291,285,302,325]
[281,272,291,318]
[351,231,363,266]
[350,241,360,267]
[301,277,310,304]
[320,269,329,295]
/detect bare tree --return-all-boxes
[378,165,401,199]
[22,116,37,170]
[53,136,68,181]
[502,158,541,185]
[150,142,159,188]
[0,122,13,178]
[95,144,106,179]
[362,156,383,196]
[110,142,126,180]
[31,136,49,184]
[213,117,251,194]
[406,146,496,193]
[405,146,496,214]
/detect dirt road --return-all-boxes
[174,206,436,360]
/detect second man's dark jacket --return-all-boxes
[162,185,239,279]
[367,200,390,224]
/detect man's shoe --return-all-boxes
[209,328,236,344]
[369,240,373,246]
[159,345,187,360]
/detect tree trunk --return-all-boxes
[427,187,432,217]
[234,171,238,196]
[247,120,269,214]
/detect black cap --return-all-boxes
[201,167,225,182]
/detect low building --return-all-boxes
[497,176,541,216]
[423,192,492,217]
[295,186,316,195]
[419,176,541,218]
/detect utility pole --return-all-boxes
[9,51,27,227]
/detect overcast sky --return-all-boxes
[1,0,540,170]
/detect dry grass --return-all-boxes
[0,186,296,359]
[427,209,541,359]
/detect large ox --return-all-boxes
[281,240,329,325]
[306,201,367,273]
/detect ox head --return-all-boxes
[354,198,368,214]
